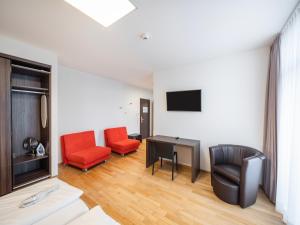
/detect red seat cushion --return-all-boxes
[61,130,112,169]
[110,139,140,152]
[104,127,128,146]
[104,127,140,154]
[68,146,111,165]
[61,131,96,162]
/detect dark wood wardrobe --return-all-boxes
[0,53,51,196]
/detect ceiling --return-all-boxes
[0,0,298,89]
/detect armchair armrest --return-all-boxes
[240,156,264,208]
[209,146,224,172]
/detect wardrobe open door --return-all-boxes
[0,57,12,196]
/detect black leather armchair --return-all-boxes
[209,145,265,208]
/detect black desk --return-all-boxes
[128,133,142,143]
[146,135,200,183]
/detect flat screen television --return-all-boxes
[166,90,201,111]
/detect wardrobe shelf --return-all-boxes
[11,85,48,95]
[12,85,48,91]
[13,169,50,189]
[11,64,50,75]
[13,155,49,166]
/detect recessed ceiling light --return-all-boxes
[64,0,136,27]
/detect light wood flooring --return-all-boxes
[58,141,283,225]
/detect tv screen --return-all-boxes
[166,90,201,111]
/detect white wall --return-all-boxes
[153,47,270,171]
[58,65,152,163]
[0,35,59,176]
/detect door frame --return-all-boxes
[140,98,151,138]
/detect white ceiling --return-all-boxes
[0,0,298,89]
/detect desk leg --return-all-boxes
[146,141,151,168]
[191,143,200,183]
[146,141,158,168]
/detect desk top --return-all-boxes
[146,135,200,147]
[128,133,141,137]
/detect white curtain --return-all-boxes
[276,5,300,225]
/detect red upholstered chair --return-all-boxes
[104,127,140,156]
[61,130,111,171]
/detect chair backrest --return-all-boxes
[154,142,174,160]
[214,144,261,166]
[61,130,96,163]
[104,127,128,147]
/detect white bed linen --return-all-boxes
[33,199,88,225]
[67,206,120,225]
[0,178,83,225]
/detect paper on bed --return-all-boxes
[0,178,83,225]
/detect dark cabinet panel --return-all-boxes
[10,59,51,189]
[0,57,12,196]
[0,54,51,195]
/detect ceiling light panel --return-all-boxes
[64,0,136,27]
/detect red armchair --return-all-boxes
[61,130,111,171]
[104,127,140,156]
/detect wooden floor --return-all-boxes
[58,141,283,225]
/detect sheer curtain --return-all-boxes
[276,5,300,225]
[263,35,280,204]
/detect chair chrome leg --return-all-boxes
[160,157,163,168]
[82,168,88,172]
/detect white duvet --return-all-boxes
[67,206,120,225]
[0,178,83,225]
[34,199,88,225]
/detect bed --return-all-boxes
[0,178,119,225]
